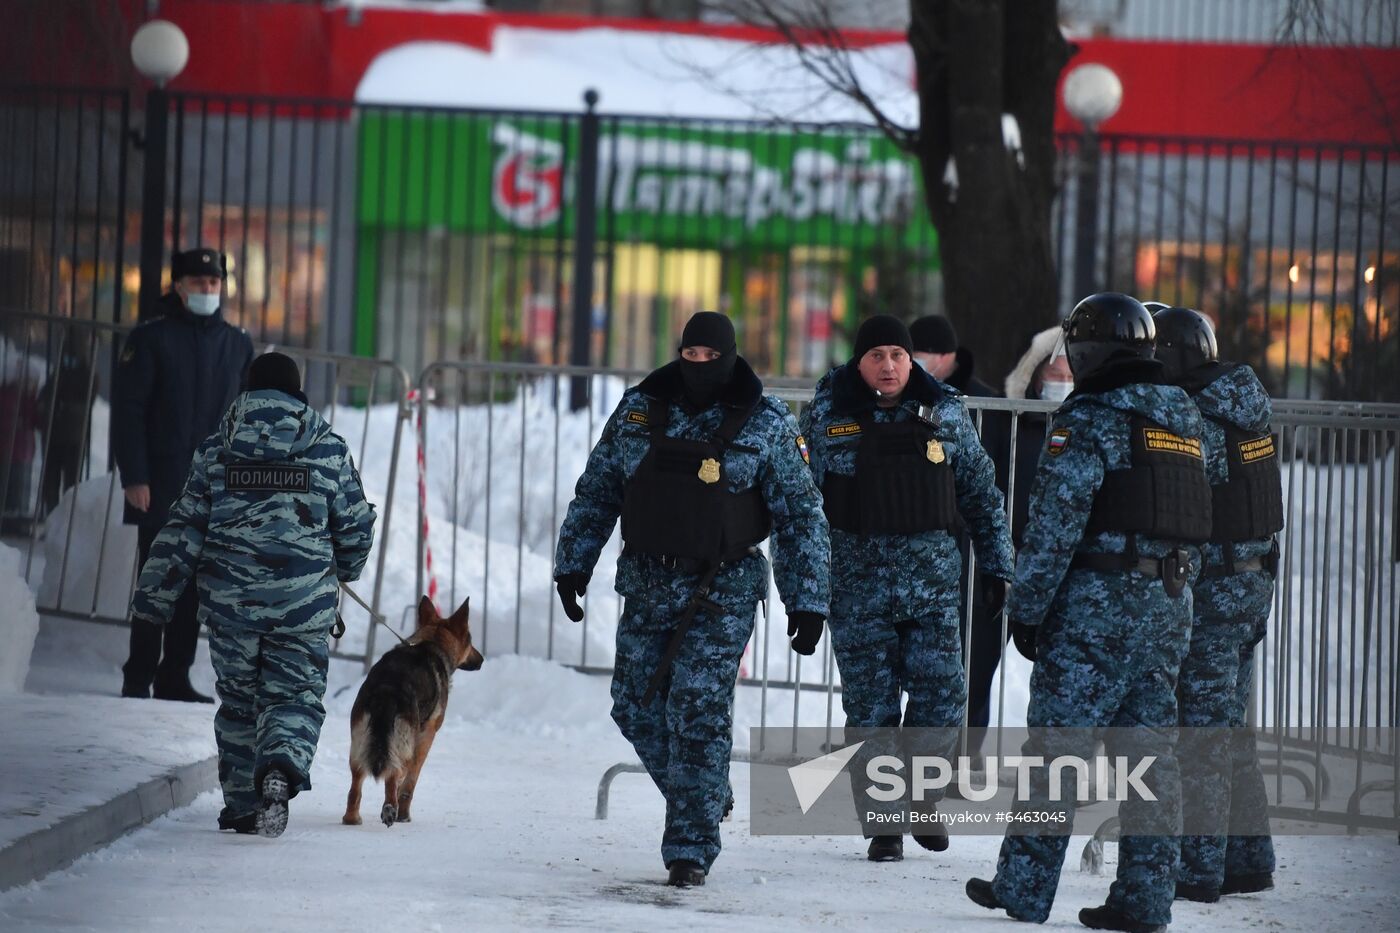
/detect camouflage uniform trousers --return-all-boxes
[609,577,756,870]
[1178,570,1275,891]
[208,621,330,819]
[993,570,1191,927]
[827,600,964,836]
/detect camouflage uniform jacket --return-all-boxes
[1007,370,1206,628]
[130,390,377,635]
[800,362,1014,622]
[554,357,830,614]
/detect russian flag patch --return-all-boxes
[796,435,810,464]
[1047,429,1071,456]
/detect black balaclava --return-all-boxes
[677,311,737,409]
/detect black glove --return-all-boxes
[979,575,1010,622]
[1010,620,1038,663]
[555,573,589,623]
[787,611,826,656]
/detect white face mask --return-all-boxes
[184,292,220,316]
[1040,379,1073,403]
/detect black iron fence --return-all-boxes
[1,85,1395,399]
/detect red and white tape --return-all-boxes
[409,389,439,612]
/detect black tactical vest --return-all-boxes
[1085,415,1213,541]
[1209,420,1284,542]
[620,397,772,564]
[822,411,959,536]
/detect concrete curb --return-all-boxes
[0,755,218,891]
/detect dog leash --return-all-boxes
[339,583,409,647]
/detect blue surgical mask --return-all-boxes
[1040,379,1073,403]
[184,292,220,316]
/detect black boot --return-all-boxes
[121,679,151,699]
[866,835,903,862]
[217,809,257,835]
[666,860,706,887]
[966,878,1003,911]
[913,814,949,852]
[153,677,214,704]
[256,769,291,838]
[1174,881,1220,903]
[1078,904,1166,933]
[1220,872,1273,895]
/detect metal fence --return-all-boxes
[3,86,1394,399]
[411,360,1400,832]
[0,310,410,669]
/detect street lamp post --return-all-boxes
[1063,63,1122,303]
[130,20,188,322]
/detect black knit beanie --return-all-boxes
[853,314,913,361]
[247,352,304,399]
[678,311,737,354]
[909,315,958,354]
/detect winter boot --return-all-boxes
[913,811,949,852]
[217,810,257,835]
[1220,872,1273,896]
[866,835,903,862]
[1078,904,1166,933]
[666,860,706,887]
[1174,881,1220,903]
[965,878,1004,911]
[120,678,150,699]
[153,677,214,704]
[256,769,291,838]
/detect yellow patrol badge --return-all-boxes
[698,458,721,484]
[1142,427,1203,458]
[1238,435,1276,463]
[826,422,861,438]
[625,410,648,425]
[926,439,945,463]
[795,435,810,464]
[1047,428,1071,456]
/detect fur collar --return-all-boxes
[1004,326,1063,400]
[636,356,763,410]
[831,358,945,416]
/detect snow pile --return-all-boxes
[37,474,139,619]
[0,542,41,693]
[355,26,917,124]
[0,334,47,386]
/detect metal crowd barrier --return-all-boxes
[411,360,1398,834]
[0,310,410,671]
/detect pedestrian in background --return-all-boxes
[114,248,254,702]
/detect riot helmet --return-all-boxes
[1061,292,1156,379]
[1152,306,1218,382]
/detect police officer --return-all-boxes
[114,248,254,701]
[800,315,1013,861]
[966,294,1211,933]
[1153,306,1279,903]
[131,353,376,837]
[553,311,829,887]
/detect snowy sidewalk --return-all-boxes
[3,644,1399,931]
[0,615,219,889]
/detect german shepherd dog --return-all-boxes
[343,596,484,827]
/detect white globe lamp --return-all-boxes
[130,20,189,87]
[1063,63,1122,130]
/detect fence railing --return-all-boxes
[0,310,410,670]
[2,86,1394,399]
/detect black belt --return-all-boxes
[1200,556,1270,579]
[1070,553,1172,578]
[653,548,758,574]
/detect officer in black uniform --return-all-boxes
[113,248,254,702]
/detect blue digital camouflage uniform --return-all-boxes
[554,358,829,871]
[131,390,376,820]
[990,379,1203,928]
[1178,364,1276,892]
[800,362,1013,830]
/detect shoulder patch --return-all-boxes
[625,410,649,426]
[795,434,810,464]
[120,345,136,364]
[826,422,861,438]
[1142,427,1203,459]
[1238,434,1275,463]
[1046,428,1071,456]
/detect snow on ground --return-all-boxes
[355,26,918,124]
[0,543,41,693]
[3,646,1398,932]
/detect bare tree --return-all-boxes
[706,0,1071,380]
